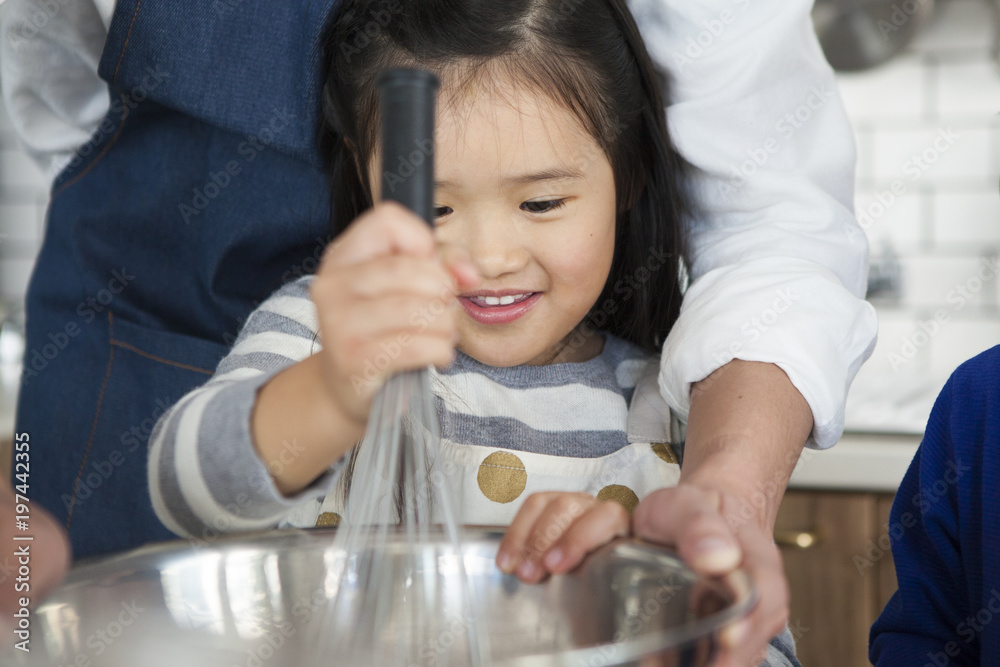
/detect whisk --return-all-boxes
[323,68,491,667]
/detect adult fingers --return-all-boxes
[633,485,742,574]
[715,498,789,667]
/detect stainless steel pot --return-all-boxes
[8,527,754,666]
[813,0,935,71]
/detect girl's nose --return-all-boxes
[448,216,529,280]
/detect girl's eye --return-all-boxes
[434,206,453,218]
[521,199,567,214]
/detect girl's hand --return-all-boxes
[311,201,479,426]
[495,492,630,584]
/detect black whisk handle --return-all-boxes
[377,68,440,227]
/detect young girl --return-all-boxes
[152,0,682,549]
[149,1,796,663]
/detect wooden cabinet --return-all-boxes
[773,490,898,667]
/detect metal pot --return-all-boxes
[813,0,935,71]
[8,527,753,666]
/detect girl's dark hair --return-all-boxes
[317,0,691,355]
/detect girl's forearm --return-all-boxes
[251,354,365,496]
[680,360,813,531]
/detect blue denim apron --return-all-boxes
[16,0,337,559]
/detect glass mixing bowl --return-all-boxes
[7,526,754,666]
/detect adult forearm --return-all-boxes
[680,359,813,531]
[252,354,365,496]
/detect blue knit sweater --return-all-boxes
[870,346,1000,666]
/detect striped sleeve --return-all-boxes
[148,275,336,539]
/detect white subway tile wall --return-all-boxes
[844,0,1000,431]
[932,191,1000,245]
[0,0,997,433]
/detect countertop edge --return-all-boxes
[787,433,922,494]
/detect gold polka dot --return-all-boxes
[597,485,639,515]
[477,451,527,504]
[315,512,342,528]
[651,442,678,465]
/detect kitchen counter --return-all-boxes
[0,369,923,494]
[787,432,921,493]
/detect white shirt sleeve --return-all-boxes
[0,0,115,182]
[630,0,878,449]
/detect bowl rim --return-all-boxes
[41,525,758,666]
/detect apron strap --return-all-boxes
[626,362,673,444]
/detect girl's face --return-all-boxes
[372,77,617,367]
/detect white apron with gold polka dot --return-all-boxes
[304,362,684,528]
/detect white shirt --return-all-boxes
[0,0,877,449]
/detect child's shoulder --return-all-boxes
[923,344,1000,469]
[250,274,316,318]
[934,344,1000,421]
[949,344,1000,391]
[266,274,314,301]
[240,274,318,338]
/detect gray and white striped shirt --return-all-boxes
[147,275,656,540]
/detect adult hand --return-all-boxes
[633,483,787,667]
[637,360,811,666]
[0,475,71,641]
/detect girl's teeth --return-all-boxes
[474,293,530,307]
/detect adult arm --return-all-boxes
[630,0,877,450]
[0,0,115,181]
[635,361,811,666]
[629,1,877,663]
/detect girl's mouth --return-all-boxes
[459,292,541,325]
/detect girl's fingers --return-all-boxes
[341,256,457,300]
[323,332,457,420]
[496,492,560,575]
[322,201,438,268]
[541,501,630,575]
[355,335,457,375]
[327,294,459,342]
[515,494,595,583]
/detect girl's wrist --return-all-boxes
[253,355,366,496]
